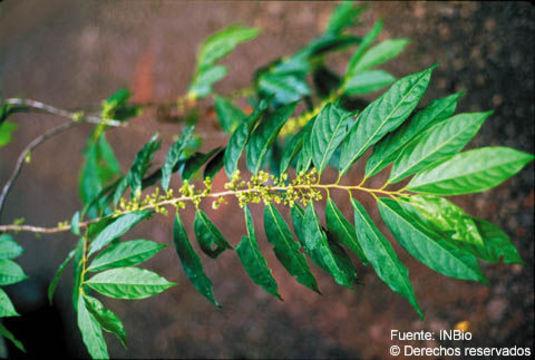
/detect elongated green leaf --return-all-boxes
[264,204,319,292]
[203,147,225,180]
[469,219,523,264]
[173,213,220,307]
[279,120,313,174]
[351,39,409,74]
[112,134,161,204]
[0,234,23,259]
[246,104,297,174]
[402,195,484,248]
[161,125,194,190]
[326,1,365,34]
[77,295,109,359]
[351,198,423,318]
[408,147,534,195]
[0,259,27,286]
[196,25,260,71]
[346,20,383,75]
[88,210,152,256]
[325,233,358,285]
[49,240,82,305]
[189,25,259,98]
[88,240,165,272]
[71,211,81,236]
[0,288,19,317]
[0,121,17,147]
[291,204,354,289]
[0,323,25,353]
[365,91,464,178]
[194,210,233,258]
[214,96,246,133]
[86,267,176,300]
[325,198,367,263]
[181,147,222,181]
[83,294,127,348]
[378,198,487,283]
[310,103,351,174]
[258,73,310,105]
[237,206,281,299]
[339,65,436,175]
[128,134,161,197]
[223,100,267,178]
[188,65,228,99]
[80,134,120,215]
[389,111,491,183]
[342,69,395,95]
[295,118,315,173]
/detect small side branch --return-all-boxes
[0,121,78,219]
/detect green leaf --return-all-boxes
[258,73,310,105]
[0,234,23,259]
[77,294,109,359]
[101,88,141,121]
[310,103,351,175]
[0,288,19,317]
[0,121,17,147]
[351,198,423,318]
[189,24,259,98]
[194,210,233,258]
[223,100,267,178]
[79,134,121,217]
[0,323,25,353]
[342,69,395,95]
[246,104,297,174]
[86,267,176,300]
[161,125,194,190]
[365,91,464,178]
[326,1,366,34]
[402,195,484,248]
[295,118,316,173]
[196,24,260,71]
[313,65,342,99]
[188,65,228,98]
[180,147,222,181]
[127,134,161,198]
[173,213,220,307]
[214,95,246,133]
[71,211,81,236]
[0,259,27,286]
[291,204,354,289]
[203,147,225,180]
[279,120,313,174]
[49,241,81,305]
[263,204,319,293]
[346,20,383,75]
[339,65,436,175]
[350,39,409,74]
[407,147,534,195]
[468,219,523,264]
[378,198,487,283]
[83,294,127,348]
[389,111,491,183]
[88,210,152,256]
[236,206,281,299]
[88,240,166,272]
[325,198,367,263]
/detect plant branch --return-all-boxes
[0,121,78,220]
[3,98,125,127]
[0,182,407,234]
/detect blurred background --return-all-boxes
[0,1,533,358]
